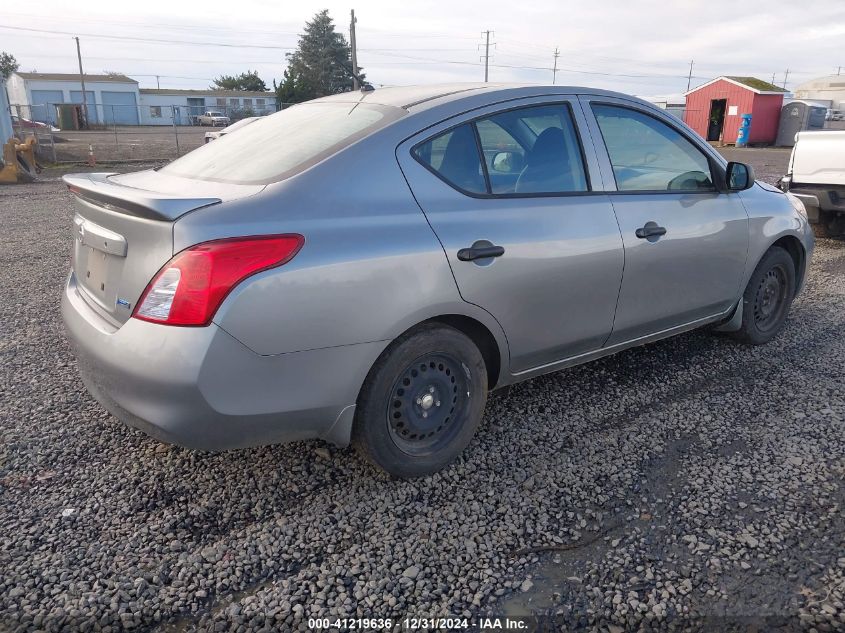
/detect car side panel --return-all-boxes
[173,139,511,383]
[396,96,625,373]
[578,95,750,343]
[739,183,814,293]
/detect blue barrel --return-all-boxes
[736,113,752,147]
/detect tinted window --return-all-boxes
[162,102,402,184]
[592,104,714,192]
[414,124,486,194]
[476,104,588,194]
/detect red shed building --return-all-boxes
[684,76,786,145]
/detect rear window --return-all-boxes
[163,102,402,184]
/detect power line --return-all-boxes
[0,24,296,50]
[361,49,712,80]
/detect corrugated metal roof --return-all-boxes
[139,88,273,97]
[16,72,137,83]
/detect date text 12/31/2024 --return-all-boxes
[307,617,530,630]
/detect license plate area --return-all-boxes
[80,245,112,301]
[72,215,127,312]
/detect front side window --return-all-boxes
[150,106,162,118]
[162,102,402,184]
[592,104,714,192]
[413,124,486,194]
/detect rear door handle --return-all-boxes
[635,222,667,240]
[457,244,505,261]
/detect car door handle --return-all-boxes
[457,245,505,261]
[635,222,667,239]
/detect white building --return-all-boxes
[5,73,276,127]
[139,89,276,126]
[6,72,140,125]
[793,75,845,110]
[638,94,687,119]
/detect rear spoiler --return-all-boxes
[63,173,221,222]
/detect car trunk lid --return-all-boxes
[63,171,263,326]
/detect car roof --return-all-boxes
[313,83,644,112]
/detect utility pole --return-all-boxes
[686,60,694,92]
[155,75,160,89]
[783,68,789,90]
[481,30,492,82]
[349,9,359,90]
[552,47,560,84]
[838,66,842,75]
[73,36,88,128]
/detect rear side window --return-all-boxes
[414,102,588,196]
[476,104,588,194]
[413,124,486,194]
[592,104,714,192]
[162,102,403,184]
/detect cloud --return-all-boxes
[3,0,843,95]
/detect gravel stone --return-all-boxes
[0,156,843,631]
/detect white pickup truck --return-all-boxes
[780,130,845,237]
[196,110,230,127]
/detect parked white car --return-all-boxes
[780,130,845,237]
[197,111,230,127]
[824,109,843,122]
[204,116,261,143]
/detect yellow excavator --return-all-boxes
[0,136,41,184]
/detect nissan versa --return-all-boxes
[62,84,813,478]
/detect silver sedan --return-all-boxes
[62,84,814,477]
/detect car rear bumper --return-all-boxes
[62,272,386,450]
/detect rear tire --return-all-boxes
[353,324,487,478]
[732,246,796,345]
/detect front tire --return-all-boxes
[353,324,488,478]
[732,246,796,345]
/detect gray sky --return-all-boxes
[2,0,843,96]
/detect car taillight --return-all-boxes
[133,234,304,327]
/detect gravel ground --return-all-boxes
[0,156,843,632]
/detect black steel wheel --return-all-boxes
[353,324,488,478]
[751,265,788,333]
[387,353,469,457]
[733,246,796,345]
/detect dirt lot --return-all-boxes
[42,126,209,163]
[0,152,842,632]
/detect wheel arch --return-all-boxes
[770,234,806,292]
[419,314,504,389]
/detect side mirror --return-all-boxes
[726,161,755,191]
[491,151,524,174]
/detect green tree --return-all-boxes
[211,70,267,92]
[0,51,20,80]
[276,9,362,106]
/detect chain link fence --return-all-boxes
[7,100,845,165]
[9,101,289,163]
